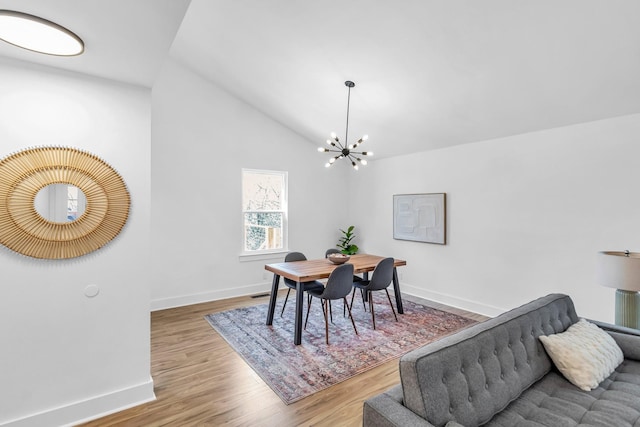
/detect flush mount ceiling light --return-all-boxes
[0,10,84,56]
[318,80,372,170]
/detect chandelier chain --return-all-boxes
[345,84,351,147]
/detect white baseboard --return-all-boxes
[401,282,506,318]
[150,280,506,318]
[151,281,272,311]
[1,378,155,427]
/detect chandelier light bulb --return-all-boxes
[325,162,331,168]
[360,159,367,165]
[317,147,326,152]
[362,135,369,141]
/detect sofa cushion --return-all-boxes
[539,319,624,391]
[484,359,640,426]
[399,294,579,427]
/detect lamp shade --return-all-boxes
[596,251,640,291]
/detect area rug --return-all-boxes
[205,296,477,404]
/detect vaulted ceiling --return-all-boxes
[2,0,640,159]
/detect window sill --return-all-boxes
[238,250,288,263]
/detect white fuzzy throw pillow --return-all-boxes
[539,319,624,391]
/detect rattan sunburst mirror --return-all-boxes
[0,146,130,259]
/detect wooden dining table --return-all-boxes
[265,253,407,345]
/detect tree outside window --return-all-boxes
[242,169,287,252]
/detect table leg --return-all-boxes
[294,281,304,345]
[392,267,404,314]
[363,271,370,302]
[266,274,280,325]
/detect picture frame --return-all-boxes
[393,193,446,244]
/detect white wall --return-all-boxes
[150,58,351,309]
[0,58,153,426]
[350,114,640,320]
[2,37,636,426]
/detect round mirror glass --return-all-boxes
[34,183,86,222]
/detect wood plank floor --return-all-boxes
[79,292,487,427]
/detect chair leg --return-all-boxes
[344,297,358,336]
[385,288,398,321]
[349,288,357,311]
[304,295,313,330]
[329,300,333,323]
[360,288,367,311]
[280,288,292,317]
[323,298,329,345]
[369,291,376,330]
[320,300,328,322]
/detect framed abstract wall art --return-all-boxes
[393,193,446,245]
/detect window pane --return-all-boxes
[242,171,284,211]
[244,212,283,251]
[67,185,78,221]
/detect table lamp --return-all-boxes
[596,250,640,329]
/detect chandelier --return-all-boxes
[318,80,372,170]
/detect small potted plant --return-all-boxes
[337,225,359,255]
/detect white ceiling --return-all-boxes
[171,0,640,159]
[1,0,640,159]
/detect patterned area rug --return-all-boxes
[205,296,476,404]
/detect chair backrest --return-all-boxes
[285,251,307,262]
[322,263,355,300]
[284,252,307,286]
[368,257,394,291]
[325,248,340,258]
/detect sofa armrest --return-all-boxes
[363,385,435,427]
[587,319,640,360]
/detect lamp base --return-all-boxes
[615,289,640,329]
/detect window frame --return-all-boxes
[240,168,288,259]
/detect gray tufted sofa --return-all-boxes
[363,293,640,426]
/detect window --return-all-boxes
[66,185,80,221]
[242,169,287,253]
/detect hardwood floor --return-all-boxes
[79,292,487,427]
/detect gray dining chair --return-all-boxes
[280,252,325,317]
[350,257,397,329]
[326,248,364,318]
[304,263,358,345]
